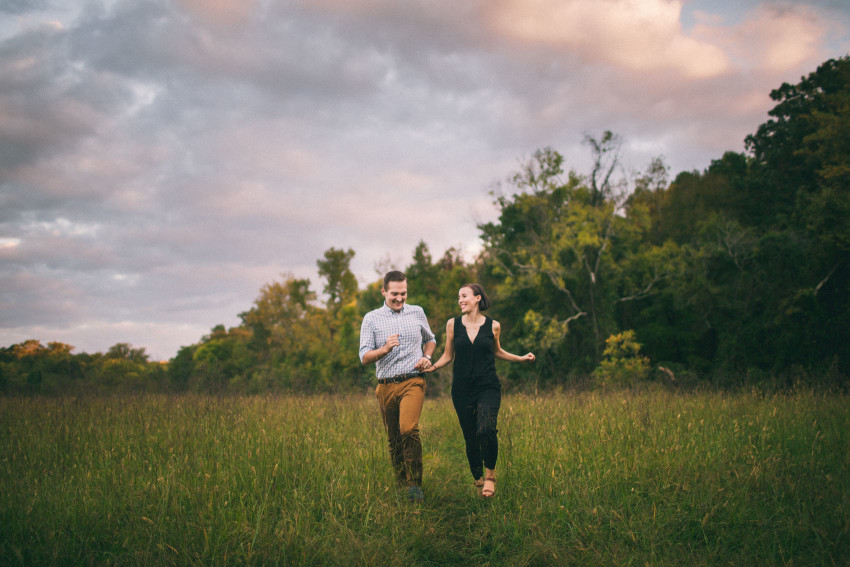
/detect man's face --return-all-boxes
[382,280,408,312]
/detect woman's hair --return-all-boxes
[383,270,406,290]
[462,283,490,311]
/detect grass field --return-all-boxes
[1,389,847,566]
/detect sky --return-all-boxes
[1,0,848,361]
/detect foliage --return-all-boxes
[0,340,167,394]
[478,137,678,384]
[317,247,358,310]
[592,330,650,388]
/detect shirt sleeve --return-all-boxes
[418,308,436,345]
[359,312,376,363]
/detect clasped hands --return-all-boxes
[415,356,435,372]
[384,334,436,373]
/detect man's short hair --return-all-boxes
[383,270,406,290]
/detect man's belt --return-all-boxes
[377,372,423,384]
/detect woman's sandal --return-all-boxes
[481,476,496,498]
[474,478,485,496]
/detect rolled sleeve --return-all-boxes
[418,309,436,345]
[358,314,376,363]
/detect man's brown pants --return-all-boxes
[375,376,425,487]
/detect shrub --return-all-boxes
[593,330,650,388]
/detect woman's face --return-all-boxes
[458,287,480,314]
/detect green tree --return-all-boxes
[188,325,252,392]
[317,247,358,311]
[405,240,440,319]
[0,340,83,393]
[744,57,849,229]
[237,275,317,389]
[480,138,673,381]
[105,343,149,364]
[740,57,848,376]
[315,247,367,389]
[240,275,315,356]
[623,58,849,382]
[168,344,197,391]
[633,152,747,246]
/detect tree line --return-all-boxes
[2,57,848,394]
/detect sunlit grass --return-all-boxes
[0,390,847,565]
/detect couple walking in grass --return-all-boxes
[359,271,535,502]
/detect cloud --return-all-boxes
[176,0,260,27]
[695,3,830,73]
[0,0,847,359]
[0,0,53,16]
[486,0,730,78]
[0,34,97,170]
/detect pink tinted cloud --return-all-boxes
[486,0,730,78]
[175,0,259,27]
[694,4,830,75]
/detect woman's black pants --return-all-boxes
[451,378,501,480]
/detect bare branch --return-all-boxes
[592,209,616,278]
[815,260,843,296]
[617,273,664,303]
[560,310,587,325]
[542,269,584,314]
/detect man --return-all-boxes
[359,270,436,502]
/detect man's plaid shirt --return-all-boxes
[359,303,436,379]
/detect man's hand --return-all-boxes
[414,356,431,371]
[383,333,399,354]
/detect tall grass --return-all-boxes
[0,390,847,565]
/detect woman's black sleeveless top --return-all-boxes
[452,316,497,382]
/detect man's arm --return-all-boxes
[361,334,399,366]
[358,315,375,364]
[359,312,400,365]
[413,340,435,371]
[413,308,437,370]
[423,341,435,357]
[428,319,455,371]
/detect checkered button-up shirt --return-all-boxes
[359,303,436,379]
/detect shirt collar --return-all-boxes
[381,302,406,315]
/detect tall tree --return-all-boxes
[744,56,850,230]
[480,137,673,378]
[317,247,358,311]
[629,57,850,379]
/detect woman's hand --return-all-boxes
[521,353,535,362]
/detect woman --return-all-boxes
[428,284,534,497]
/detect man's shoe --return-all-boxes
[407,485,424,502]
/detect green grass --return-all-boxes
[1,390,847,566]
